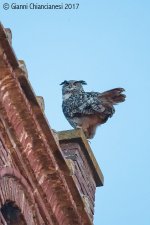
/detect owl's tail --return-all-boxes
[99,88,126,105]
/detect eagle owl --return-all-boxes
[60,80,126,139]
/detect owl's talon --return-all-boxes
[76,126,82,129]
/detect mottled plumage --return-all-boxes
[60,80,126,139]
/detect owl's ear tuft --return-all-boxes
[60,80,68,85]
[78,80,87,85]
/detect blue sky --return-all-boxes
[1,0,150,224]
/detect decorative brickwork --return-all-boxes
[0,22,103,225]
[61,142,96,219]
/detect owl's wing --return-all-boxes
[63,88,125,118]
[82,88,125,117]
[62,92,103,118]
[80,92,106,114]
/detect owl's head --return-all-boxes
[60,80,87,96]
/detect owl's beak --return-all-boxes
[68,84,73,89]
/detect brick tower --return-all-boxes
[0,23,104,225]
